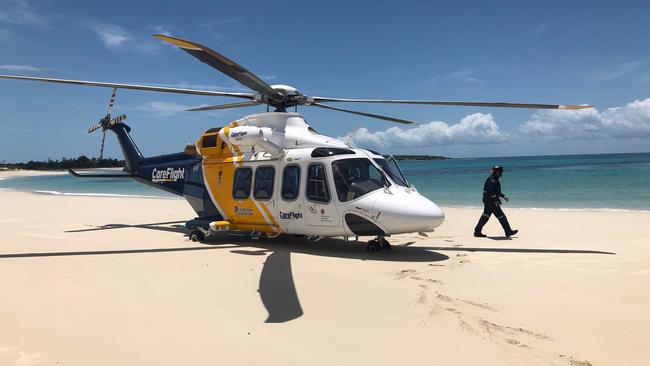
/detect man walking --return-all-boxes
[474,165,518,238]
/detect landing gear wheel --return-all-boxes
[366,239,382,252]
[189,230,205,242]
[379,236,392,250]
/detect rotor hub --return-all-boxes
[267,84,304,111]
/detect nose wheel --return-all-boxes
[366,236,391,252]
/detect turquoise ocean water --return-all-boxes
[1,153,649,211]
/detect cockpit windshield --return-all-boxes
[331,158,387,202]
[374,156,409,187]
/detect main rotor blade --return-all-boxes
[311,97,592,110]
[310,103,417,124]
[0,74,254,99]
[186,101,262,112]
[154,34,284,101]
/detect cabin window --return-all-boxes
[281,165,301,200]
[332,158,386,202]
[254,166,275,200]
[374,156,409,187]
[232,167,252,199]
[306,163,330,203]
[202,134,217,148]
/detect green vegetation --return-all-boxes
[0,156,125,171]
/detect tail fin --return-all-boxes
[108,122,143,173]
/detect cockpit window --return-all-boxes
[374,156,409,187]
[331,158,386,202]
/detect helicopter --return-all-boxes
[0,35,591,252]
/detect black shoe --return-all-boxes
[506,229,518,237]
[474,232,487,237]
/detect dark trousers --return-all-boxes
[474,201,513,235]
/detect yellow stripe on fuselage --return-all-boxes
[202,121,279,236]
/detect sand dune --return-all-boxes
[0,189,648,365]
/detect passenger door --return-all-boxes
[276,163,305,233]
[303,162,340,228]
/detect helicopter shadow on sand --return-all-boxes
[5,221,615,323]
[3,221,448,324]
[205,233,451,323]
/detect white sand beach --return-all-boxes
[0,180,648,365]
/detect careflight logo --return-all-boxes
[230,131,248,138]
[279,211,303,220]
[151,167,185,183]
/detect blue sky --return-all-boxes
[1,0,650,162]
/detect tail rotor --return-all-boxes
[88,88,127,159]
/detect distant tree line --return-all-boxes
[0,156,125,170]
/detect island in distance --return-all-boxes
[389,154,451,160]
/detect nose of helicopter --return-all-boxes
[374,193,445,234]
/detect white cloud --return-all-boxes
[131,101,211,118]
[0,0,47,27]
[535,22,549,34]
[202,17,244,27]
[0,64,40,71]
[348,113,506,149]
[591,60,647,82]
[519,98,650,139]
[149,25,176,36]
[90,24,130,49]
[346,98,650,150]
[87,23,160,53]
[88,23,129,48]
[431,68,480,84]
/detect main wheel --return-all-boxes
[379,237,392,249]
[366,240,382,252]
[189,230,205,242]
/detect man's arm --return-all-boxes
[496,181,509,202]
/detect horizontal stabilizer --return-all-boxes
[68,169,135,178]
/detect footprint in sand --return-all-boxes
[396,269,418,279]
[410,275,443,284]
[478,318,552,341]
[415,291,427,304]
[458,299,497,312]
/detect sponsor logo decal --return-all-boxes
[151,167,185,183]
[234,205,253,216]
[279,211,303,220]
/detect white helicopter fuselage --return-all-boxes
[196,112,445,238]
